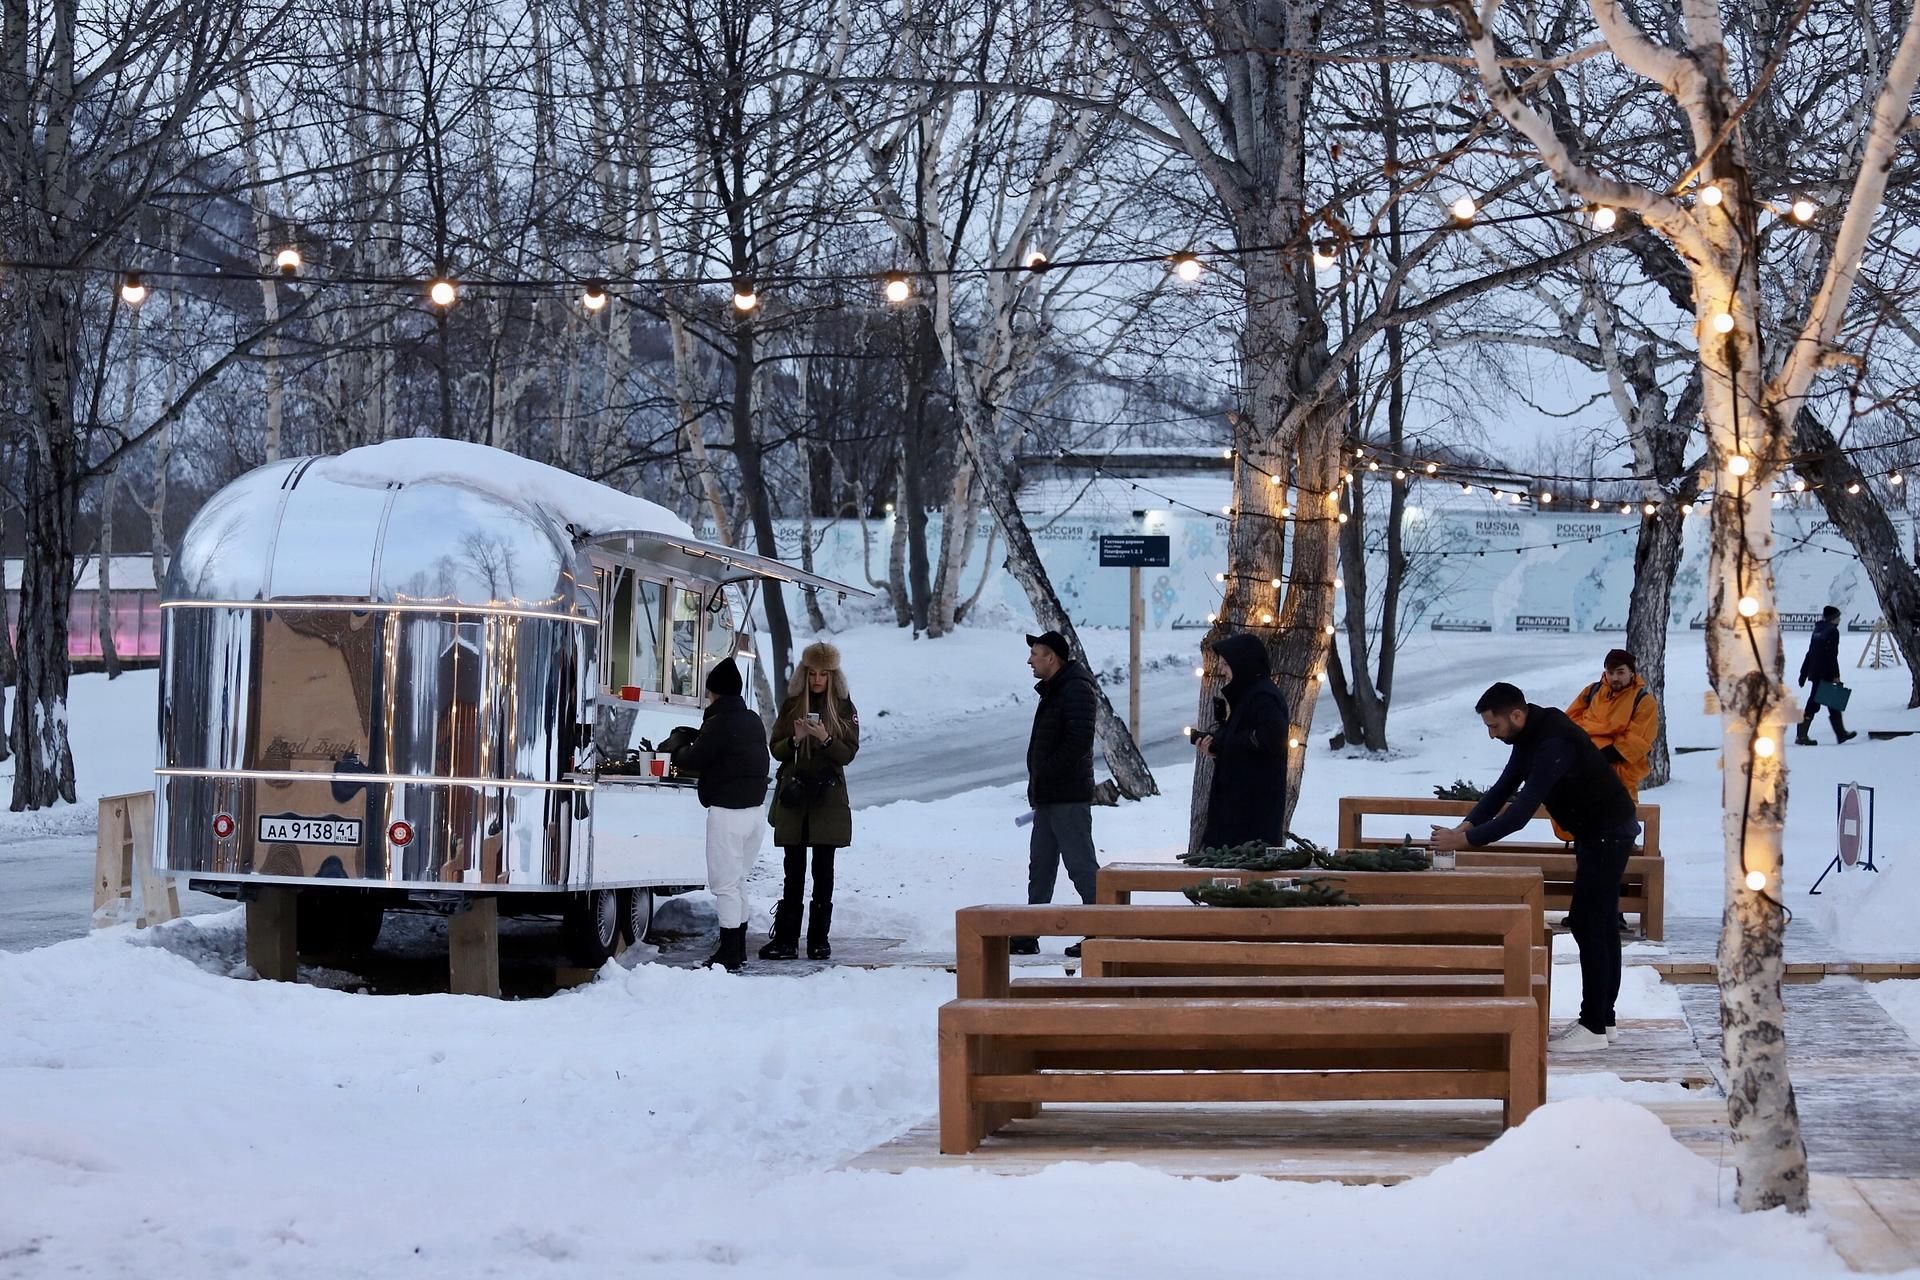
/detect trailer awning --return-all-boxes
[585,531,873,598]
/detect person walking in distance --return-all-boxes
[1193,633,1290,850]
[1797,606,1857,745]
[760,641,860,961]
[1431,683,1640,1053]
[671,657,771,973]
[1011,630,1099,957]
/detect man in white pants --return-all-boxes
[670,658,771,971]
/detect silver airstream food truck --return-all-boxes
[153,440,863,977]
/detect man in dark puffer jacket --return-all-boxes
[1013,630,1100,955]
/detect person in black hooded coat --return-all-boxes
[1194,632,1291,850]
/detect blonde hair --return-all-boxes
[781,660,853,752]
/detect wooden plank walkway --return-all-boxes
[1627,916,1920,983]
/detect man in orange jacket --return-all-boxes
[1554,648,1659,843]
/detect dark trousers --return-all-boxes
[1028,803,1099,905]
[1569,831,1635,1032]
[780,846,836,904]
[1799,685,1848,738]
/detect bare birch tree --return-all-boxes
[1436,0,1920,1211]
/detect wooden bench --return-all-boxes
[941,903,1543,1154]
[1336,795,1665,940]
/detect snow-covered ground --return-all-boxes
[6,622,1920,1276]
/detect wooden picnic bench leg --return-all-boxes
[1642,860,1665,942]
[1505,1017,1544,1129]
[939,1025,986,1154]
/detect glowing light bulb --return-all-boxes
[1591,206,1617,232]
[1270,577,1282,588]
[1682,503,1694,515]
[1541,492,1554,504]
[1792,477,1807,492]
[427,277,457,307]
[1288,738,1301,749]
[1462,483,1473,495]
[1791,199,1816,223]
[1223,448,1234,459]
[1368,460,1380,471]
[1711,312,1735,334]
[1894,473,1905,487]
[274,247,302,276]
[1395,469,1406,481]
[1324,624,1336,635]
[1334,578,1344,590]
[1754,736,1776,758]
[1848,482,1862,495]
[1590,499,1601,510]
[1269,472,1283,486]
[1023,249,1048,271]
[883,273,911,303]
[118,273,148,306]
[1700,185,1724,207]
[1621,503,1632,515]
[1172,252,1203,282]
[1425,462,1438,475]
[1195,667,1204,678]
[1261,612,1274,624]
[1337,512,1349,524]
[1221,505,1232,516]
[1312,240,1337,270]
[1643,502,1657,516]
[1745,869,1768,891]
[1729,455,1751,477]
[1216,573,1226,582]
[581,280,608,312]
[1451,195,1477,223]
[1738,595,1760,617]
[732,286,759,312]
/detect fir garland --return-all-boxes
[1312,838,1433,873]
[1433,778,1484,800]
[1177,831,1326,871]
[1182,880,1355,909]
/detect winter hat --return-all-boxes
[799,641,842,672]
[1603,648,1637,672]
[1025,630,1071,663]
[705,658,743,698]
[1211,632,1271,682]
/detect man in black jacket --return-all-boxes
[1194,632,1290,850]
[1431,682,1640,1054]
[671,658,771,972]
[1796,606,1856,745]
[1013,630,1099,955]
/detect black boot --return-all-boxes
[1835,712,1858,744]
[758,900,802,960]
[806,900,833,960]
[1796,720,1817,746]
[705,925,747,973]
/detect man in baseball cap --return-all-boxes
[1014,630,1099,955]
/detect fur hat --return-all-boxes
[705,658,743,697]
[799,640,842,673]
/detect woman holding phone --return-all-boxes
[761,641,860,959]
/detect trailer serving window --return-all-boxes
[597,567,665,697]
[702,587,736,673]
[668,586,702,697]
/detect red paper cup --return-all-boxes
[648,758,667,777]
[620,685,641,702]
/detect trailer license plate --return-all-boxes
[258,815,362,845]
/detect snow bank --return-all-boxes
[325,438,694,538]
[1804,857,1914,957]
[0,922,1861,1279]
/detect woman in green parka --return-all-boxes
[759,641,859,960]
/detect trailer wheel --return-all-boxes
[564,889,621,967]
[296,893,384,964]
[619,888,655,948]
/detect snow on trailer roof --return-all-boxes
[163,440,866,611]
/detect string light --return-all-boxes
[1462,483,1473,495]
[1367,460,1380,471]
[1620,503,1632,515]
[1540,492,1554,503]
[1337,512,1350,523]
[1893,473,1905,487]
[1394,469,1406,480]
[1451,195,1477,223]
[1790,199,1817,223]
[1754,736,1777,758]
[118,272,147,306]
[1745,869,1769,891]
[1700,185,1724,207]
[581,279,608,312]
[1792,477,1807,492]
[1312,240,1338,270]
[732,283,759,312]
[1324,624,1336,635]
[1223,448,1235,459]
[1270,577,1282,588]
[427,277,457,307]
[1643,502,1657,515]
[1261,611,1274,624]
[883,273,912,303]
[274,247,302,277]
[1590,499,1601,510]
[1023,249,1048,271]
[1711,312,1736,334]
[1269,472,1283,486]
[1848,482,1862,495]
[1738,595,1761,617]
[1590,206,1617,232]
[1682,503,1694,515]
[1425,462,1438,475]
[1729,455,1751,477]
[1171,252,1203,282]
[1334,578,1344,589]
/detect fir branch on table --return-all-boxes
[1313,838,1433,873]
[1182,880,1354,909]
[1433,778,1484,801]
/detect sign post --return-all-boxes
[1098,535,1170,746]
[1809,781,1878,894]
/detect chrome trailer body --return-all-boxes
[155,452,856,913]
